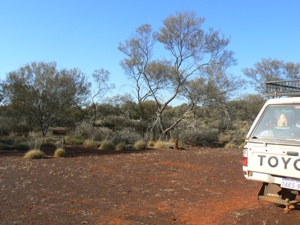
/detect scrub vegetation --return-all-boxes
[0,11,299,151]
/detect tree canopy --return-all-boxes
[242,58,300,94]
[119,11,242,139]
[3,62,90,136]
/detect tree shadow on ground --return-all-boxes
[0,145,157,158]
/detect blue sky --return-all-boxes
[1,0,300,100]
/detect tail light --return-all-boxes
[243,147,248,175]
[242,147,248,166]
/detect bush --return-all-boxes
[154,141,173,149]
[27,138,43,151]
[134,140,147,150]
[180,128,219,147]
[99,140,115,151]
[147,140,155,147]
[83,139,95,148]
[0,144,13,150]
[218,133,231,145]
[54,148,66,157]
[40,142,56,150]
[115,143,127,151]
[64,134,84,145]
[23,150,45,159]
[13,144,30,151]
[93,127,113,142]
[75,120,95,139]
[110,129,142,145]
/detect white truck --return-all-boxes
[243,80,300,212]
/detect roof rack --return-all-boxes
[265,79,300,97]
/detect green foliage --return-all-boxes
[54,148,66,157]
[134,140,147,150]
[180,128,219,147]
[75,121,95,140]
[75,121,113,142]
[63,134,84,145]
[119,11,239,139]
[93,127,113,142]
[0,144,13,150]
[13,144,30,151]
[41,142,56,149]
[4,61,90,136]
[227,95,265,122]
[23,150,45,159]
[219,121,250,148]
[83,139,94,148]
[101,116,143,132]
[242,58,300,95]
[99,140,115,151]
[83,139,96,148]
[110,129,143,145]
[96,104,122,117]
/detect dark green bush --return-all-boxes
[41,142,56,149]
[13,144,30,151]
[0,144,13,150]
[110,129,142,145]
[180,128,219,147]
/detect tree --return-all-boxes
[4,61,90,136]
[242,58,300,94]
[119,11,240,139]
[227,94,265,122]
[90,68,115,124]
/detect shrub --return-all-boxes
[27,138,43,151]
[180,128,219,147]
[224,142,237,149]
[218,133,231,145]
[64,134,84,145]
[147,140,155,147]
[75,120,95,139]
[54,148,66,157]
[24,150,45,159]
[154,141,173,149]
[0,144,13,150]
[110,129,142,145]
[40,142,56,150]
[126,144,134,151]
[83,139,95,148]
[115,143,127,151]
[13,144,30,151]
[99,140,115,151]
[134,140,147,150]
[93,127,113,142]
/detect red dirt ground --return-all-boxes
[1,146,300,225]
